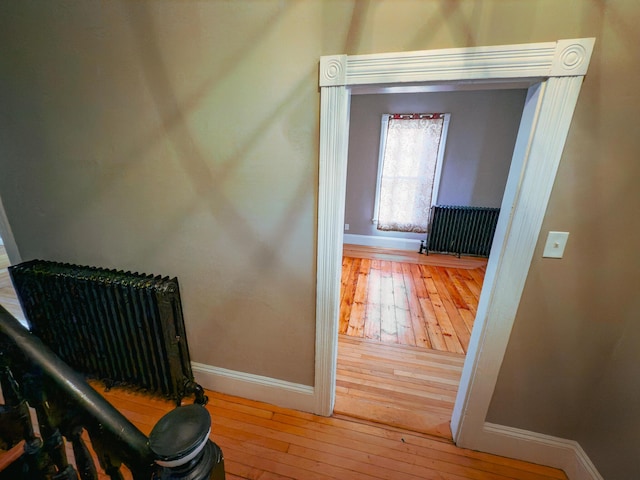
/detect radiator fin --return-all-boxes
[9,261,198,403]
[424,205,500,257]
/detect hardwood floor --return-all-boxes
[0,243,568,479]
[339,254,486,354]
[335,335,464,439]
[92,383,567,480]
[335,245,487,439]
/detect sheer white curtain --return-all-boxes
[376,114,445,233]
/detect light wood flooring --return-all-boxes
[339,249,486,354]
[336,335,464,440]
[335,245,487,439]
[93,383,567,480]
[1,244,568,479]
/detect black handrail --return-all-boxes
[0,306,225,479]
[0,306,153,472]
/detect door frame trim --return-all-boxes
[314,38,594,452]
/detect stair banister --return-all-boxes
[0,306,154,473]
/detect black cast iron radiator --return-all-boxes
[8,260,205,405]
[419,205,501,258]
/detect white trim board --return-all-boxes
[343,233,422,251]
[481,423,603,480]
[315,38,595,478]
[192,362,315,413]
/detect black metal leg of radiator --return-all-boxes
[192,383,209,406]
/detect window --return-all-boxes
[373,113,450,233]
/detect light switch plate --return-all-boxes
[543,231,569,258]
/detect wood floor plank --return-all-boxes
[341,384,457,411]
[347,258,370,337]
[337,365,460,396]
[419,297,449,351]
[466,266,486,297]
[448,268,481,313]
[431,268,472,353]
[338,257,359,334]
[409,264,448,351]
[450,267,483,303]
[422,274,465,354]
[363,259,381,341]
[337,370,459,404]
[401,263,431,348]
[459,308,476,333]
[379,261,398,344]
[338,335,465,363]
[337,358,463,386]
[339,256,352,303]
[391,261,414,346]
[435,266,468,309]
[337,341,465,370]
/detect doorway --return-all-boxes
[335,86,526,438]
[314,38,594,456]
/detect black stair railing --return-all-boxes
[0,306,225,480]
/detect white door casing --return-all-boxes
[314,38,594,457]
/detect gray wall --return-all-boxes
[1,1,639,478]
[345,90,526,239]
[0,0,319,387]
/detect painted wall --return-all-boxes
[1,1,639,477]
[0,1,320,387]
[345,90,526,239]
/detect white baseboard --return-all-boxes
[343,233,423,251]
[191,362,316,413]
[480,423,603,480]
